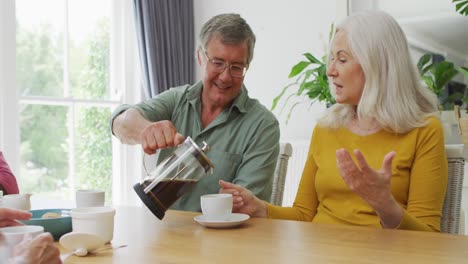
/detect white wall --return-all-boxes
[193,0,337,143]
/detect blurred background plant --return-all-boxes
[417,53,468,110]
[271,24,335,123]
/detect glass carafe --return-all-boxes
[133,137,214,219]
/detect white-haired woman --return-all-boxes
[219,11,447,232]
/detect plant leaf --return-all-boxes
[459,66,468,77]
[306,84,324,99]
[431,61,459,92]
[271,82,297,110]
[285,101,303,124]
[303,53,321,64]
[328,23,335,43]
[453,0,468,16]
[422,75,435,94]
[288,61,311,78]
[417,53,432,75]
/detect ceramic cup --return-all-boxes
[2,194,32,211]
[70,207,115,243]
[200,193,233,221]
[0,225,44,255]
[75,190,105,208]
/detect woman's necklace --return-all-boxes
[351,116,381,133]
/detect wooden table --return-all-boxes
[60,206,468,264]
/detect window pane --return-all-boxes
[75,105,113,203]
[19,104,70,199]
[16,0,117,206]
[16,0,64,97]
[69,0,111,100]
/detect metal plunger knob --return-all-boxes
[201,141,210,152]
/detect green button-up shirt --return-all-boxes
[111,81,280,212]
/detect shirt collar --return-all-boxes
[187,81,249,114]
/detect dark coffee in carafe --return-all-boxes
[144,178,196,211]
[134,137,214,220]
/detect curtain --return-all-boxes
[133,0,194,98]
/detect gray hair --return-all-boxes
[319,11,438,133]
[199,13,256,64]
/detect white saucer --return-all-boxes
[59,232,106,256]
[194,213,250,228]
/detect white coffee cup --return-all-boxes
[71,207,115,243]
[201,193,233,221]
[75,190,105,208]
[2,194,32,211]
[0,225,44,255]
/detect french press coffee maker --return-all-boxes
[134,136,214,220]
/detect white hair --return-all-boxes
[319,11,438,133]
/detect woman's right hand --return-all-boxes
[218,180,268,218]
[12,233,61,264]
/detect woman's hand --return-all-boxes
[336,149,403,228]
[12,233,61,264]
[218,180,268,218]
[0,208,31,228]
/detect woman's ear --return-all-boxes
[196,48,202,66]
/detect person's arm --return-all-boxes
[219,127,320,221]
[266,128,319,221]
[110,89,186,154]
[396,117,447,231]
[0,152,20,195]
[112,107,152,145]
[336,148,403,228]
[230,119,280,201]
[219,180,268,217]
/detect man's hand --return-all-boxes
[140,120,185,154]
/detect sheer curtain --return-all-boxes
[111,0,144,206]
[133,0,194,98]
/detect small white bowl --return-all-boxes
[1,225,44,248]
[71,207,115,243]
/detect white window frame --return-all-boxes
[0,0,143,207]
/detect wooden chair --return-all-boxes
[441,145,465,234]
[270,143,293,206]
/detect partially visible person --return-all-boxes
[219,11,447,232]
[0,208,61,263]
[0,151,20,195]
[111,13,280,212]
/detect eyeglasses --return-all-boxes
[201,47,249,78]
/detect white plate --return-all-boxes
[194,213,250,228]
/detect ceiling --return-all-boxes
[398,11,468,61]
[351,0,468,63]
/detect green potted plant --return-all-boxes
[271,24,335,123]
[417,53,459,110]
[454,0,468,16]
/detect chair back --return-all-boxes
[270,143,293,206]
[441,145,465,234]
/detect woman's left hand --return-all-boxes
[336,149,403,228]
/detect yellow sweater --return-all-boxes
[267,116,448,232]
